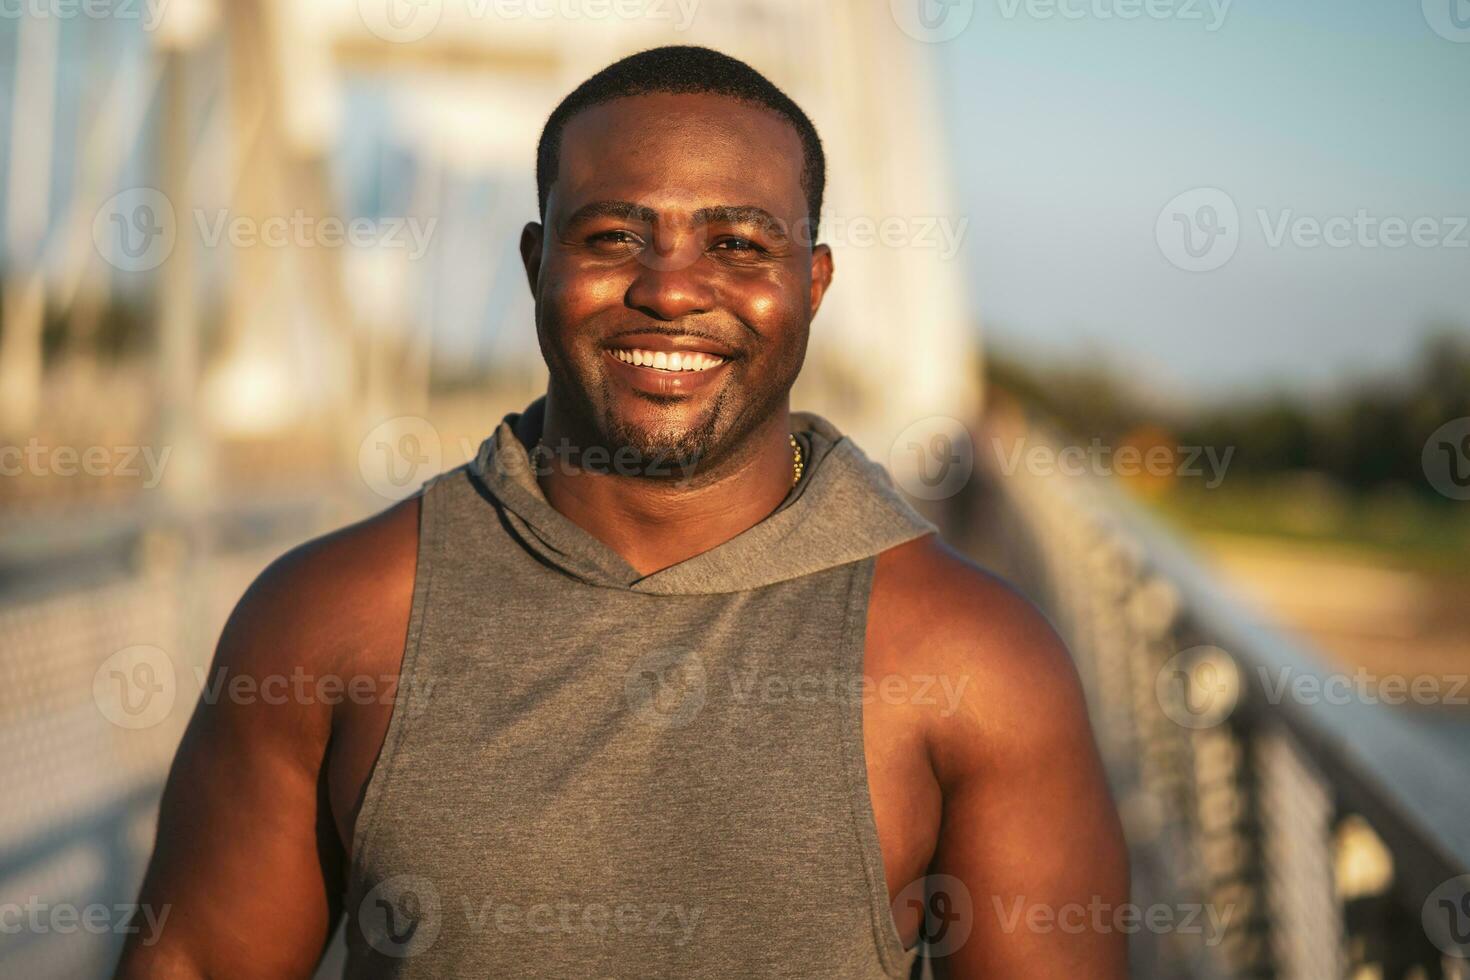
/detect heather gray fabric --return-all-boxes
[342,398,935,978]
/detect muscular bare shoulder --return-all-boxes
[192,493,421,818]
[869,533,1095,787]
[226,496,420,692]
[254,495,419,646]
[870,535,1129,977]
[116,498,422,978]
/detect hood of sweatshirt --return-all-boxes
[468,397,935,596]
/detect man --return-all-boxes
[118,46,1127,979]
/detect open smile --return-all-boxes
[600,335,735,396]
[608,347,726,373]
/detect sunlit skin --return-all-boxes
[117,91,1128,980]
[519,93,833,574]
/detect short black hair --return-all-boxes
[535,45,825,237]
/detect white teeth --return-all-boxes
[610,347,725,373]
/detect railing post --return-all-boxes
[1257,723,1345,979]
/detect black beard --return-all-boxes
[599,383,727,477]
[540,328,804,481]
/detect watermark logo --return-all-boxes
[92,193,437,270]
[357,0,701,43]
[1156,645,1240,729]
[989,435,1233,488]
[1257,666,1468,708]
[192,209,437,259]
[1160,192,1469,272]
[462,896,702,943]
[359,875,443,958]
[892,874,974,956]
[1159,659,1469,720]
[994,0,1232,30]
[821,212,969,261]
[890,0,974,42]
[0,440,172,487]
[992,896,1234,945]
[1423,417,1470,501]
[1258,209,1468,250]
[1157,188,1239,272]
[360,417,442,500]
[726,669,972,717]
[358,0,442,42]
[624,649,707,729]
[1423,0,1470,42]
[0,0,170,30]
[187,665,436,715]
[890,416,975,500]
[93,645,177,730]
[1423,875,1470,958]
[0,899,170,943]
[573,205,967,274]
[93,187,176,272]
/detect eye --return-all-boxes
[588,230,643,247]
[712,237,765,254]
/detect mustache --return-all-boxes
[599,324,749,359]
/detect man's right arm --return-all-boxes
[114,500,418,978]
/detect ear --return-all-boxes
[808,242,834,320]
[519,221,544,294]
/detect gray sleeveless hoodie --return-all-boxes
[343,399,935,979]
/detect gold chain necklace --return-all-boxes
[789,433,803,487]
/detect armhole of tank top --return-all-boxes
[347,474,443,876]
[838,556,921,980]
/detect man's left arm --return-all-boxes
[877,539,1130,978]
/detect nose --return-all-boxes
[623,229,715,321]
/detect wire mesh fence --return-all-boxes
[969,415,1470,980]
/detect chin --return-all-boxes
[602,394,725,471]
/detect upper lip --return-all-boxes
[602,331,738,360]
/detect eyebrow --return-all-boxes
[563,200,658,226]
[562,201,790,240]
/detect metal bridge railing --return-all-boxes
[970,418,1470,979]
[0,497,351,978]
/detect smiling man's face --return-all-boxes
[522,91,833,472]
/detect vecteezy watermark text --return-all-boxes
[93,644,439,730]
[358,875,702,958]
[1158,187,1470,272]
[0,440,171,487]
[989,436,1234,488]
[92,188,439,273]
[1157,645,1470,730]
[0,899,169,945]
[992,896,1235,946]
[1258,209,1470,251]
[460,898,702,946]
[192,209,437,260]
[0,0,168,29]
[995,0,1231,31]
[727,669,972,717]
[357,0,702,45]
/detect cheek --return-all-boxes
[542,259,630,331]
[733,274,806,340]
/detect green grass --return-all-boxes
[1142,476,1470,575]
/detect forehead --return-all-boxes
[551,92,807,220]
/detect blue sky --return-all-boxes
[934,0,1470,398]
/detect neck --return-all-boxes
[529,394,796,576]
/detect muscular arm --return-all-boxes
[115,500,418,979]
[872,537,1129,979]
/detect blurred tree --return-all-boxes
[984,327,1470,502]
